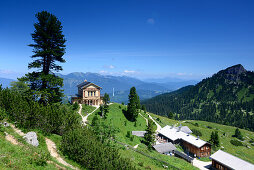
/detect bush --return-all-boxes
[138,162,144,167]
[194,123,199,127]
[230,139,243,146]
[0,88,80,135]
[191,129,202,137]
[72,102,79,110]
[61,127,135,169]
[30,149,50,166]
[207,126,213,129]
[0,107,7,120]
[126,131,131,138]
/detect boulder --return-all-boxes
[23,132,39,147]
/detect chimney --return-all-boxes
[196,136,199,140]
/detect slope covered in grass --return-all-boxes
[87,103,198,169]
[0,125,73,170]
[149,113,254,164]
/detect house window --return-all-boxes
[206,146,209,149]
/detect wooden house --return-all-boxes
[210,150,254,170]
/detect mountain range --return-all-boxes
[0,77,15,88]
[142,64,254,131]
[0,72,198,103]
[58,72,197,103]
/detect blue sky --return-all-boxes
[0,0,254,80]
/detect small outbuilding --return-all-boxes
[132,131,147,137]
[153,142,176,155]
[210,150,254,170]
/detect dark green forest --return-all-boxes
[142,64,254,131]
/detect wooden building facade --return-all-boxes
[182,141,211,158]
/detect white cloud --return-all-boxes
[109,65,115,69]
[103,65,115,69]
[99,70,108,74]
[177,73,186,76]
[147,18,155,24]
[124,70,136,74]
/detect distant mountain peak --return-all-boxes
[224,64,246,75]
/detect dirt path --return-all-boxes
[192,158,211,170]
[9,124,77,169]
[4,132,21,145]
[139,113,148,126]
[133,144,139,149]
[78,104,99,125]
[45,138,78,170]
[145,112,162,132]
[10,124,25,136]
[82,104,99,125]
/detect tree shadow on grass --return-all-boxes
[122,109,135,122]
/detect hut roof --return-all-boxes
[153,142,176,154]
[210,150,254,170]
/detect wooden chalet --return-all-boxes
[210,150,254,170]
[157,125,211,157]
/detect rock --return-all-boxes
[23,132,39,147]
[3,122,9,127]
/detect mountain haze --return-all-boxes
[0,77,15,88]
[58,72,172,103]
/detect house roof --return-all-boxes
[132,131,147,137]
[181,126,192,134]
[210,150,254,170]
[153,142,176,154]
[77,81,102,89]
[158,125,208,148]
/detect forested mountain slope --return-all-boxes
[142,64,254,131]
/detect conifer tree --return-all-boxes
[142,105,146,113]
[214,131,220,147]
[22,11,66,104]
[127,87,138,121]
[234,128,243,140]
[102,93,110,119]
[144,119,156,150]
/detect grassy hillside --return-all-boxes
[87,103,198,170]
[0,125,75,169]
[81,104,96,116]
[149,113,254,164]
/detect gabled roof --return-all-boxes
[158,125,208,148]
[77,81,102,89]
[132,131,147,137]
[153,142,176,154]
[210,150,254,170]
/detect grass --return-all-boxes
[148,113,254,164]
[87,103,198,169]
[0,122,80,170]
[88,103,147,146]
[81,104,96,116]
[0,125,66,169]
[118,143,198,170]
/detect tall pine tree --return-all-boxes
[127,87,139,121]
[22,11,66,104]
